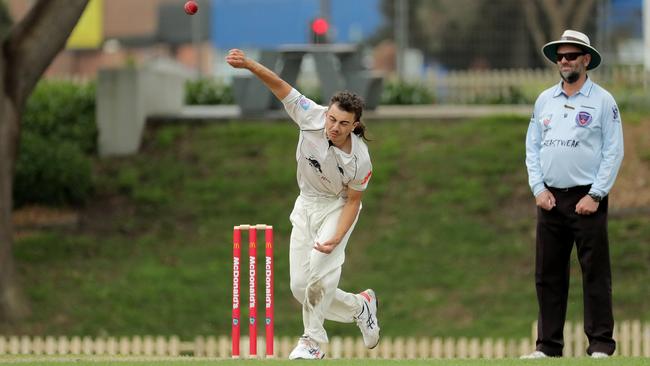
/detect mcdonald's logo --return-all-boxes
[233,242,240,249]
[250,242,256,248]
[266,242,272,248]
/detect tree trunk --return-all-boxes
[0,61,28,321]
[525,0,598,67]
[0,0,89,322]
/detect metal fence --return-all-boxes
[426,66,650,104]
[0,320,648,359]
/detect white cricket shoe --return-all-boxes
[288,335,325,360]
[591,352,609,358]
[520,350,548,359]
[355,289,380,349]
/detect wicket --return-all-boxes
[232,224,274,358]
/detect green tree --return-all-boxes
[377,0,597,69]
[0,0,89,322]
[523,0,597,65]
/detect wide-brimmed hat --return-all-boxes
[542,30,601,70]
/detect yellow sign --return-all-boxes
[67,0,103,49]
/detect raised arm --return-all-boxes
[225,49,292,101]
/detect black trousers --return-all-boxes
[535,185,616,356]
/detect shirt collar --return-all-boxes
[553,75,594,98]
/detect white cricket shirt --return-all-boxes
[282,88,373,199]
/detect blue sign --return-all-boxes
[211,0,383,49]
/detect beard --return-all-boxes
[560,70,581,84]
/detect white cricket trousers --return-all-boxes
[289,194,364,344]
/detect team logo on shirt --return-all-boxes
[575,111,593,127]
[298,96,310,111]
[612,106,620,121]
[306,156,322,173]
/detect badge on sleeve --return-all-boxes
[575,111,593,127]
[539,114,552,127]
[298,96,310,111]
[612,106,620,122]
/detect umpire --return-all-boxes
[523,30,624,359]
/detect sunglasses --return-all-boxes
[556,52,586,62]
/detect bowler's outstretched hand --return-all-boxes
[226,49,249,69]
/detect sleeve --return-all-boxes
[589,97,624,197]
[281,88,326,130]
[348,157,372,192]
[525,99,546,196]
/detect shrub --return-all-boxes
[14,80,97,207]
[22,80,97,154]
[14,132,93,207]
[185,78,234,105]
[381,79,434,105]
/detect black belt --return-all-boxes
[544,184,591,192]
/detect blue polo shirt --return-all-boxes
[525,77,624,197]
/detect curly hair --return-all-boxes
[329,91,369,141]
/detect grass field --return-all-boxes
[0,356,649,366]
[5,115,649,339]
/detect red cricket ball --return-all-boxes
[184,1,198,15]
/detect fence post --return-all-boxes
[33,336,45,355]
[443,337,455,359]
[279,336,292,359]
[531,321,537,348]
[81,336,93,355]
[573,322,585,357]
[563,322,573,357]
[119,336,130,355]
[405,337,418,359]
[94,337,106,355]
[506,338,518,358]
[481,338,494,359]
[135,336,146,356]
[154,336,166,356]
[417,337,430,358]
[355,337,367,359]
[106,337,118,355]
[431,337,443,358]
[18,336,30,355]
[620,320,631,356]
[631,320,641,357]
[48,336,60,355]
[194,335,205,357]
[393,337,405,359]
[518,337,530,357]
[380,336,393,359]
[342,336,355,358]
[469,337,480,358]
[494,338,506,359]
[9,336,19,355]
[456,337,468,358]
[643,323,650,357]
[327,336,340,359]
